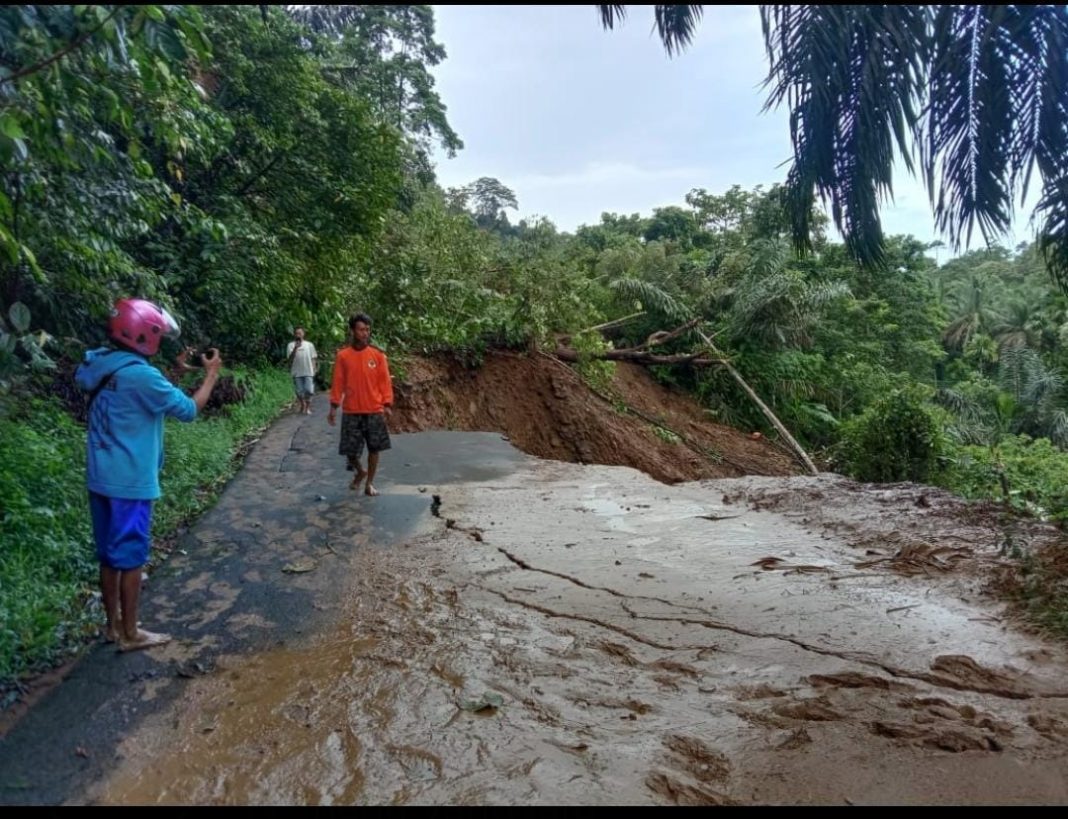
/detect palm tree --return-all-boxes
[598,244,693,323]
[597,6,1068,287]
[992,298,1045,353]
[726,238,851,349]
[942,275,1001,352]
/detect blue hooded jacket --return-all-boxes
[75,347,198,500]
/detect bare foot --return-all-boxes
[350,471,366,491]
[118,629,172,653]
[103,627,120,644]
[365,484,379,497]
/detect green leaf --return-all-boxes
[20,244,40,278]
[156,26,187,62]
[0,225,18,264]
[0,115,25,140]
[9,302,31,334]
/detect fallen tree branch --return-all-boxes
[559,314,698,350]
[560,311,647,344]
[553,346,723,367]
[625,316,701,352]
[694,329,819,476]
[551,319,818,476]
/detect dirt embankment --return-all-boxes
[389,352,800,483]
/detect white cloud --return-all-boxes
[429,5,1038,249]
[510,161,708,191]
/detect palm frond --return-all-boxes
[1011,7,1068,288]
[804,280,851,310]
[798,402,839,428]
[1048,409,1068,449]
[997,345,1039,401]
[760,6,926,265]
[596,5,704,57]
[597,5,627,29]
[942,313,980,352]
[934,387,983,422]
[915,5,1068,284]
[608,277,692,322]
[595,5,1068,284]
[760,5,1068,282]
[992,298,1041,351]
[653,5,704,57]
[728,262,849,349]
[945,419,996,447]
[1037,173,1068,291]
[748,237,789,278]
[1024,359,1063,407]
[288,5,366,36]
[924,6,1015,251]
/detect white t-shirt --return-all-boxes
[286,340,317,377]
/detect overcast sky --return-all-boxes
[428,4,1037,260]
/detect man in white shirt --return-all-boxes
[285,327,318,415]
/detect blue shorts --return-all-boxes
[89,492,154,570]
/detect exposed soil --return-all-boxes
[390,352,801,482]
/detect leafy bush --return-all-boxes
[838,387,944,482]
[940,435,1068,522]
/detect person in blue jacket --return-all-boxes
[75,298,223,652]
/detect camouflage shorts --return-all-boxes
[339,412,392,460]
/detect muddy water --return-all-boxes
[87,439,1068,805]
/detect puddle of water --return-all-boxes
[97,636,377,805]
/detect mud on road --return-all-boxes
[3,377,1068,805]
[82,440,1068,804]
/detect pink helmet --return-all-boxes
[107,298,181,356]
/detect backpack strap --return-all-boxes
[87,358,144,407]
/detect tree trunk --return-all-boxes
[553,347,722,367]
[695,330,819,476]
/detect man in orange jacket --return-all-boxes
[328,313,394,495]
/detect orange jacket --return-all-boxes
[329,345,393,414]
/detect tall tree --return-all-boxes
[285,5,462,157]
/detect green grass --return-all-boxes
[0,367,291,691]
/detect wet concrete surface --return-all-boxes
[4,397,1068,805]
